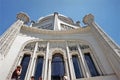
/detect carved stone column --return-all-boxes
[18,56,23,65]
[64,58,70,80]
[77,44,90,78]
[43,42,49,80]
[0,12,30,59]
[83,14,120,79]
[48,59,52,80]
[53,12,60,30]
[26,42,38,80]
[66,42,76,80]
[31,57,37,76]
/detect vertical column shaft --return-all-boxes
[83,14,120,79]
[66,42,76,80]
[48,59,52,80]
[31,57,37,76]
[77,44,90,77]
[26,42,38,80]
[43,42,49,80]
[0,20,24,58]
[53,12,60,30]
[64,58,70,80]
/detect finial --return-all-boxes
[76,21,81,26]
[16,12,30,24]
[83,14,94,25]
[54,12,58,16]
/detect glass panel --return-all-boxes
[72,55,83,78]
[20,54,30,80]
[34,56,44,80]
[51,54,65,80]
[84,53,99,76]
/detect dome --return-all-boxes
[32,13,79,30]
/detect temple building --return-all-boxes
[0,12,120,80]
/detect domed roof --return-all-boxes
[38,13,74,25]
[32,12,80,30]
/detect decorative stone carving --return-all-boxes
[83,14,94,25]
[17,12,30,24]
[24,43,35,51]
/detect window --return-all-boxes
[51,54,65,80]
[72,55,84,78]
[20,54,31,80]
[34,56,44,80]
[84,53,99,77]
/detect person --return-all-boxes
[30,76,35,80]
[39,77,42,80]
[11,65,22,80]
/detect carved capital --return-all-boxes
[83,14,94,25]
[17,12,30,24]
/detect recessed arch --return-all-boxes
[49,48,66,60]
[51,53,65,80]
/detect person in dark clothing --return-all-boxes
[31,76,35,80]
[39,77,42,80]
[11,65,22,80]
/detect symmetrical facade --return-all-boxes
[0,12,120,80]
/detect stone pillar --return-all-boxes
[26,42,38,80]
[0,20,23,58]
[43,42,49,80]
[83,14,120,79]
[41,58,45,79]
[18,56,23,65]
[77,44,90,78]
[83,14,119,50]
[64,58,70,80]
[53,12,60,30]
[48,59,52,80]
[31,57,37,76]
[0,12,30,59]
[66,42,76,80]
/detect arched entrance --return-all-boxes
[51,53,65,80]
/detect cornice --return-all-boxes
[21,25,91,35]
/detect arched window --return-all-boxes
[84,53,99,76]
[34,56,44,80]
[20,54,31,80]
[51,53,65,80]
[72,55,84,78]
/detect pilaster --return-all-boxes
[0,20,23,58]
[26,42,38,80]
[53,12,60,30]
[64,58,70,80]
[66,42,76,80]
[83,14,120,79]
[43,42,49,80]
[0,12,30,59]
[77,44,90,78]
[48,59,52,80]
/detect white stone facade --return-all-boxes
[0,12,120,80]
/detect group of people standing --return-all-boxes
[11,65,67,80]
[11,65,42,80]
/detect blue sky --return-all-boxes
[0,0,120,45]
